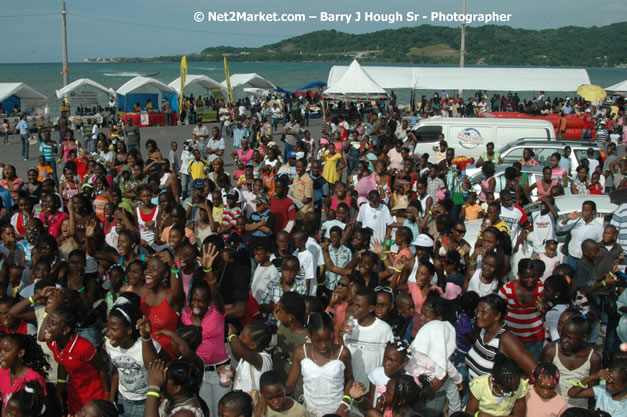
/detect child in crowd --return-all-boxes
[525,362,568,417]
[258,370,309,417]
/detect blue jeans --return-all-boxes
[118,397,146,417]
[20,134,29,159]
[347,158,359,175]
[283,142,295,162]
[3,132,8,144]
[522,339,544,361]
[181,174,191,200]
[567,254,579,270]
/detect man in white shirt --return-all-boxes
[90,123,99,154]
[499,190,531,251]
[356,190,393,249]
[205,127,225,163]
[530,196,558,255]
[193,120,210,155]
[556,200,604,269]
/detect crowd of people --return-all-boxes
[0,92,625,417]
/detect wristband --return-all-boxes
[228,334,238,342]
[383,250,392,254]
[142,335,152,342]
[147,385,161,393]
[147,391,161,398]
[475,412,479,417]
[29,296,36,305]
[602,280,607,287]
[340,400,351,408]
[609,272,617,280]
[354,396,364,403]
[203,267,213,273]
[569,380,586,388]
[206,279,217,285]
[380,256,386,261]
[343,395,352,402]
[77,286,85,293]
[469,260,476,265]
[395,268,403,273]
[57,378,67,384]
[170,269,180,274]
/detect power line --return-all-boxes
[68,12,288,38]
[0,13,57,18]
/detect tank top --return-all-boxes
[63,182,79,200]
[536,179,556,199]
[330,194,351,211]
[480,177,494,202]
[301,344,346,417]
[467,270,498,297]
[93,194,109,221]
[136,206,159,245]
[140,290,178,359]
[418,193,432,219]
[552,346,595,408]
[465,326,507,380]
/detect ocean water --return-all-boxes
[0,61,625,116]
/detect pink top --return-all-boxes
[551,167,567,185]
[237,149,254,165]
[480,177,494,202]
[330,194,351,211]
[181,305,228,365]
[525,385,568,417]
[536,179,556,199]
[326,302,349,344]
[0,368,46,406]
[63,143,77,163]
[408,283,443,337]
[39,211,67,240]
[388,148,404,172]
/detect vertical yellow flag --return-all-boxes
[178,55,187,113]
[224,56,233,104]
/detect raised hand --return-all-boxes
[199,243,219,270]
[136,316,153,339]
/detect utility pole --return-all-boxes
[458,0,466,97]
[61,1,69,86]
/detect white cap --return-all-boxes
[412,234,434,248]
[585,108,591,113]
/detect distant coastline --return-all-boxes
[82,22,627,67]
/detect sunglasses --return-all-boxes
[374,286,394,297]
[337,282,350,288]
[454,229,466,235]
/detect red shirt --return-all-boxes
[0,368,46,406]
[74,157,88,179]
[589,183,603,195]
[48,334,106,414]
[269,196,296,235]
[498,281,544,342]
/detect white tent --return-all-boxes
[55,78,115,99]
[243,88,273,97]
[0,83,48,114]
[323,60,388,99]
[222,73,275,90]
[327,65,592,92]
[168,74,225,95]
[606,80,627,93]
[327,66,418,90]
[116,76,178,113]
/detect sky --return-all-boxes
[0,0,625,63]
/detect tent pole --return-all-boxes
[458,0,466,98]
[61,1,69,87]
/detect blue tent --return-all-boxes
[276,81,327,95]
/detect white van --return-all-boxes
[411,118,555,160]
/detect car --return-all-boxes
[464,194,617,278]
[498,139,606,178]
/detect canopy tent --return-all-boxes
[243,88,274,97]
[326,65,592,92]
[0,83,48,114]
[606,80,627,93]
[221,73,276,90]
[323,60,388,100]
[168,74,225,95]
[276,81,327,95]
[55,78,115,107]
[116,76,178,113]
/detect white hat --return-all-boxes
[412,234,434,248]
[585,108,591,113]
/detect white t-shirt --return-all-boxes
[306,237,325,268]
[531,211,556,254]
[500,204,527,244]
[105,338,162,401]
[343,318,394,387]
[205,137,225,162]
[234,351,272,392]
[251,264,280,303]
[467,270,498,297]
[368,366,390,407]
[356,204,393,248]
[294,249,316,295]
[320,220,347,240]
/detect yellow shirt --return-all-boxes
[469,375,528,416]
[187,159,209,180]
[146,102,153,110]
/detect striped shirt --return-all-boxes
[40,141,56,162]
[465,326,507,380]
[498,281,544,342]
[611,203,627,256]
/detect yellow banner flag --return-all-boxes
[178,56,187,113]
[224,56,233,104]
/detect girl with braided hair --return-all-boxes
[378,374,431,417]
[525,361,567,417]
[466,354,528,417]
[2,380,46,417]
[0,333,49,405]
[367,337,412,406]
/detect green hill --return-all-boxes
[194,22,626,66]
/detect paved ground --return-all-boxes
[5,117,324,178]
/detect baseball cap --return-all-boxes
[287,151,297,159]
[585,108,591,113]
[254,193,270,206]
[192,179,205,189]
[226,190,239,200]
